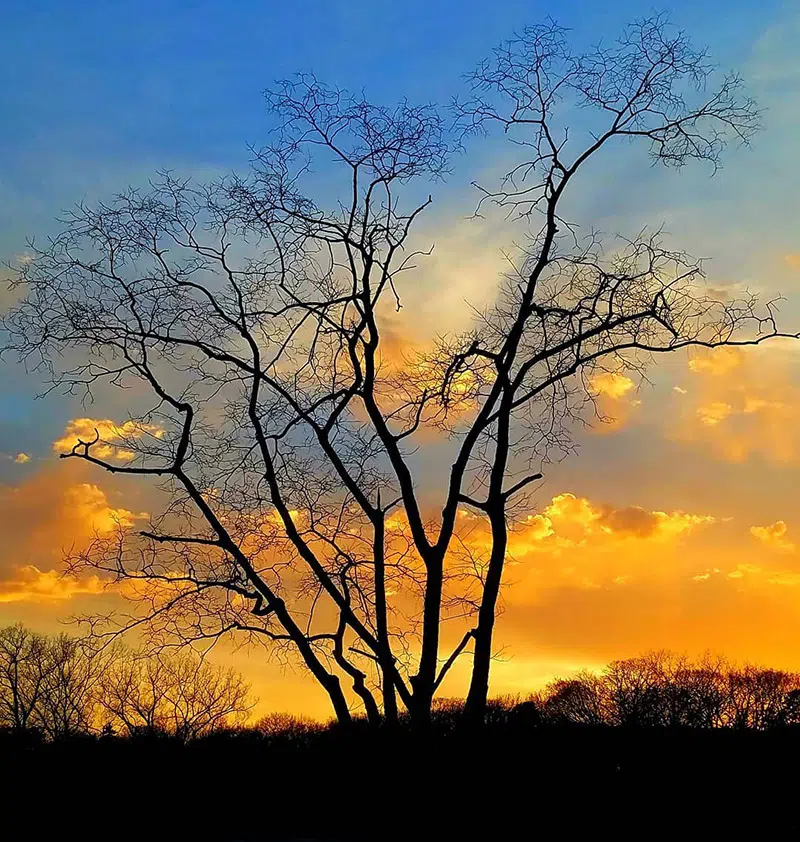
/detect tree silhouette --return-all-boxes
[97,648,253,739]
[0,624,50,733]
[4,16,795,726]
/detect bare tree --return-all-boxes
[0,624,51,732]
[535,652,800,730]
[98,649,253,739]
[254,712,325,742]
[4,16,795,726]
[0,625,105,738]
[544,673,608,726]
[34,633,108,740]
[723,666,800,730]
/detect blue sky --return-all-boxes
[0,0,794,267]
[0,0,787,223]
[2,0,798,478]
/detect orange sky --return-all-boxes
[2,334,800,720]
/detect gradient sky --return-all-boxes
[2,0,800,718]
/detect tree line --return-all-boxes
[497,651,800,731]
[5,624,799,742]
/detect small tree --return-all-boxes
[34,633,107,740]
[0,624,51,733]
[98,649,253,739]
[4,16,795,725]
[544,673,608,726]
[724,666,800,730]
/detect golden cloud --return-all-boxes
[672,345,800,464]
[53,417,164,461]
[13,452,30,464]
[687,347,743,376]
[64,482,147,533]
[697,396,790,427]
[693,561,800,589]
[697,401,734,426]
[549,492,711,540]
[585,372,640,433]
[750,521,795,553]
[0,565,105,604]
[469,492,714,598]
[0,466,147,606]
[481,493,716,566]
[588,372,635,400]
[598,504,714,539]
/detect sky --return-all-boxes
[2,0,800,719]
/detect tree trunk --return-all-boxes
[463,506,508,726]
[411,555,444,727]
[373,508,398,724]
[464,398,512,727]
[325,676,353,726]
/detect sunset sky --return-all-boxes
[2,0,800,719]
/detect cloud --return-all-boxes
[0,466,147,605]
[671,345,800,464]
[0,566,105,604]
[542,492,713,542]
[448,492,717,604]
[697,401,734,426]
[388,206,522,340]
[495,493,715,568]
[64,482,147,533]
[687,347,743,376]
[597,504,713,539]
[750,521,795,552]
[588,372,635,400]
[585,372,640,432]
[13,452,30,464]
[53,418,164,461]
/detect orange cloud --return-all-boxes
[454,493,716,591]
[0,467,147,606]
[64,482,147,533]
[53,417,164,461]
[687,347,743,376]
[785,253,800,270]
[13,452,30,464]
[588,372,635,400]
[672,345,800,463]
[515,492,714,550]
[750,521,795,553]
[0,565,105,604]
[585,372,641,432]
[697,401,733,426]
